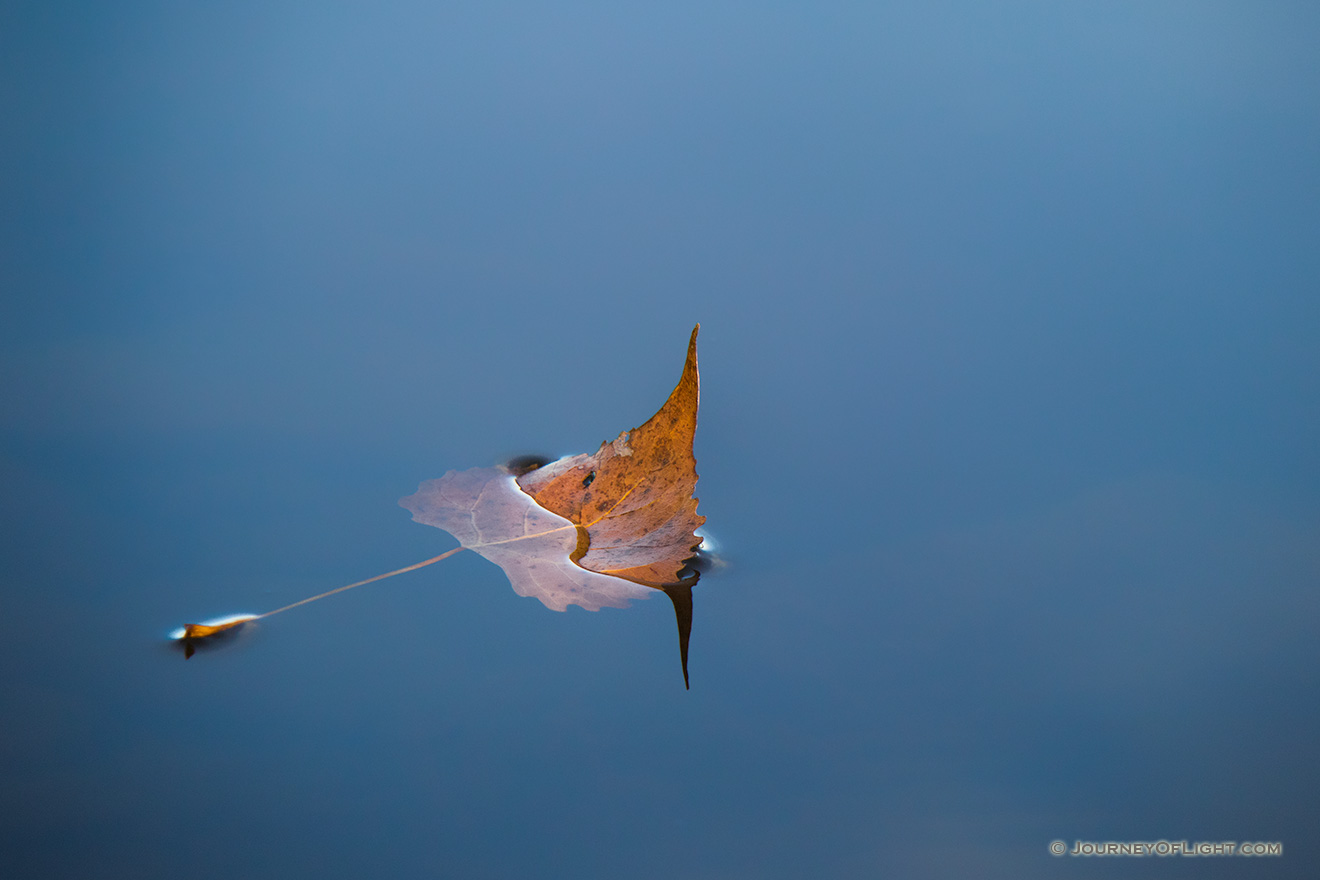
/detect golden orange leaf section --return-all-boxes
[516,324,705,588]
[175,616,256,658]
[181,621,245,640]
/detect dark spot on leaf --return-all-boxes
[505,454,551,476]
[582,471,596,488]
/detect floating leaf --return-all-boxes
[401,325,705,685]
[175,326,711,687]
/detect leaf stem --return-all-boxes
[256,547,465,620]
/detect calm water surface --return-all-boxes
[3,3,1318,878]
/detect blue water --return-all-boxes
[3,3,1318,877]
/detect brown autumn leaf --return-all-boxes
[400,325,706,686]
[174,326,709,684]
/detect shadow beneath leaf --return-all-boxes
[662,581,695,690]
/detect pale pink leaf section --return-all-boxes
[399,467,654,612]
